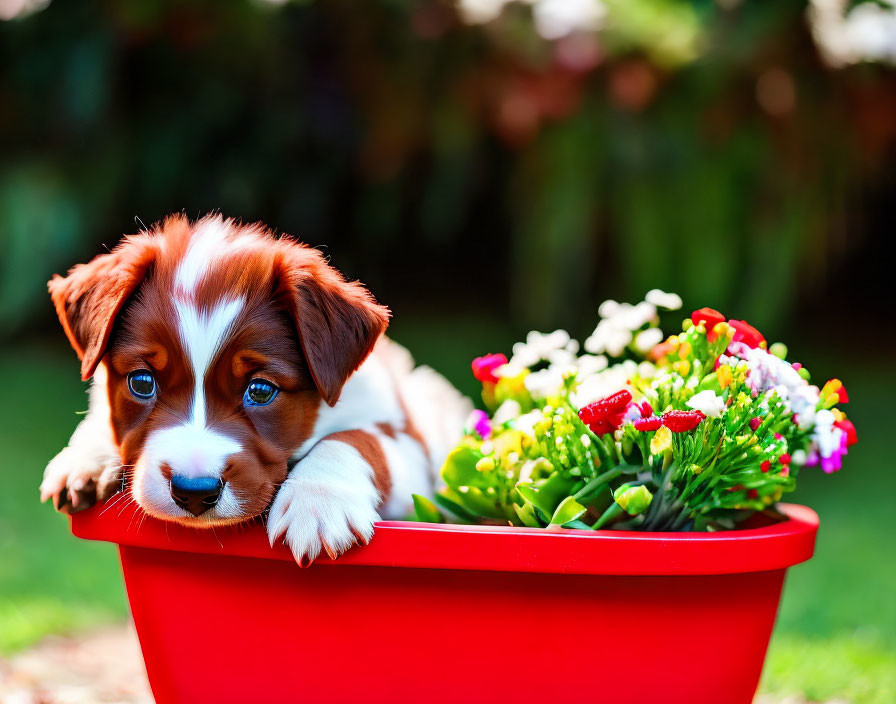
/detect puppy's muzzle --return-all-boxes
[170,475,223,516]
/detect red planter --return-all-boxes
[70,502,818,704]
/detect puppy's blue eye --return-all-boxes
[244,379,278,406]
[127,370,156,399]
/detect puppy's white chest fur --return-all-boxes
[267,341,470,564]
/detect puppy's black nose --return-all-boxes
[170,475,223,517]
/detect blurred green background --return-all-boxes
[1,0,894,701]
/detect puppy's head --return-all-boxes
[49,215,389,525]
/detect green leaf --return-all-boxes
[550,496,587,525]
[513,502,543,528]
[457,487,506,519]
[440,443,484,489]
[517,474,579,517]
[433,492,479,523]
[562,519,593,530]
[411,494,444,523]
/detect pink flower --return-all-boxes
[469,409,491,439]
[749,417,762,431]
[471,354,508,385]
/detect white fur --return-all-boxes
[375,428,432,519]
[267,439,381,562]
[174,217,232,294]
[174,297,243,425]
[269,340,472,562]
[40,364,121,507]
[143,425,241,479]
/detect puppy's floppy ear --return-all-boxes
[275,242,390,406]
[49,234,160,381]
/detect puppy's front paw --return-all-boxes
[266,455,381,567]
[40,446,122,514]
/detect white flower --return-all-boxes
[584,319,632,356]
[616,301,658,330]
[511,329,575,368]
[812,410,843,459]
[686,390,726,418]
[598,299,622,318]
[577,354,609,377]
[523,368,565,399]
[514,410,543,439]
[645,289,683,310]
[492,399,522,425]
[587,299,659,356]
[638,361,658,378]
[495,361,527,379]
[633,327,664,354]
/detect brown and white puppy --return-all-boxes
[40,214,470,564]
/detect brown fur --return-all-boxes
[328,429,392,500]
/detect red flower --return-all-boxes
[634,416,662,431]
[471,354,508,385]
[749,417,762,432]
[661,409,705,432]
[747,489,759,500]
[639,401,653,418]
[728,319,765,349]
[779,453,791,465]
[836,385,849,404]
[691,307,726,334]
[579,390,632,436]
[760,460,771,473]
[835,419,858,447]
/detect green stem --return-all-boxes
[592,502,623,530]
[573,467,623,500]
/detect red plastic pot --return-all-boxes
[70,502,818,704]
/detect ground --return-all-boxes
[0,323,893,703]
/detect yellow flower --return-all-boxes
[713,321,734,341]
[493,430,525,457]
[672,359,691,376]
[475,457,496,472]
[679,341,692,359]
[822,379,843,397]
[716,364,733,389]
[690,463,704,475]
[650,425,673,455]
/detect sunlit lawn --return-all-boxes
[1,324,893,703]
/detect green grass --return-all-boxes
[1,328,893,703]
[0,344,127,654]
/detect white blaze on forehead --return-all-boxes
[175,217,234,294]
[175,297,243,426]
[175,217,260,296]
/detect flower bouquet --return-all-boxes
[414,291,857,532]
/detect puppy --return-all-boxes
[40,214,470,564]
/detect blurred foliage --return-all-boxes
[1,0,895,341]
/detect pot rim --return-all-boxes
[70,500,818,576]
